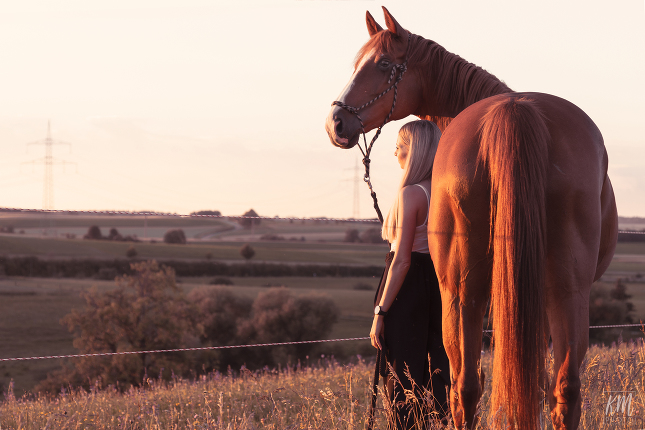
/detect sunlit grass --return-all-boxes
[2,339,645,429]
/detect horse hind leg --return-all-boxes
[443,291,489,429]
[546,252,593,429]
[549,350,583,430]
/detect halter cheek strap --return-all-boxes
[331,32,412,224]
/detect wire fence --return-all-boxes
[1,324,643,363]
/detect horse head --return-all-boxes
[325,7,422,149]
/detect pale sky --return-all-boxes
[1,0,644,218]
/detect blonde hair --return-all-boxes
[382,120,441,243]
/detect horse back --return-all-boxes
[429,91,616,295]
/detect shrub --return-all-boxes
[360,228,386,244]
[589,282,636,345]
[344,229,360,243]
[163,229,186,244]
[610,278,631,301]
[126,245,137,258]
[240,244,255,261]
[84,225,103,240]
[238,287,339,365]
[189,287,251,345]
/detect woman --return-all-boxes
[370,120,450,429]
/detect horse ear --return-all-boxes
[382,6,405,37]
[366,11,383,37]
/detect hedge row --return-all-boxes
[617,231,645,242]
[0,256,383,279]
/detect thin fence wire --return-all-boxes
[1,324,643,363]
[0,337,370,363]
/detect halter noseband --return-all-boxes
[331,32,412,224]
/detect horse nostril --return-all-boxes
[335,119,343,136]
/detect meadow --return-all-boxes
[1,213,644,428]
[1,341,644,429]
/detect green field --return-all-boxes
[0,213,381,243]
[0,235,389,266]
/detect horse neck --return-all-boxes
[411,36,512,131]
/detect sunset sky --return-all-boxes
[1,0,644,219]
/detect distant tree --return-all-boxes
[344,229,360,243]
[240,244,255,261]
[190,210,222,216]
[164,229,187,244]
[360,228,386,244]
[126,245,137,258]
[108,228,123,241]
[84,225,103,240]
[610,278,632,301]
[36,261,197,392]
[239,209,261,229]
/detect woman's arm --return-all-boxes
[370,185,424,349]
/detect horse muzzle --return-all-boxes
[325,106,361,149]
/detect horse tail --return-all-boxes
[478,96,549,430]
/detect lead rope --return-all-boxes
[331,33,412,430]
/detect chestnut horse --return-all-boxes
[325,7,618,430]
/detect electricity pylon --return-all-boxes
[23,121,74,210]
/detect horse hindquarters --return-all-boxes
[478,96,549,430]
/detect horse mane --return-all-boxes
[355,31,512,130]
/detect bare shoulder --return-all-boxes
[400,184,427,208]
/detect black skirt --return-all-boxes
[381,252,451,424]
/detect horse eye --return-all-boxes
[379,59,391,69]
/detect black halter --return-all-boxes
[331,32,411,224]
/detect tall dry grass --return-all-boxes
[1,339,644,429]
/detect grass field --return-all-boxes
[1,341,644,429]
[1,213,645,403]
[0,236,389,265]
[0,213,381,243]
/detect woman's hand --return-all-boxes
[370,315,385,349]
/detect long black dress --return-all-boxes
[378,252,451,429]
